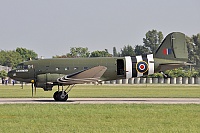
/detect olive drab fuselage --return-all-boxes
[8,55,155,86]
[7,32,189,93]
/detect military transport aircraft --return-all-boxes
[8,32,189,101]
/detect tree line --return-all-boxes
[0,29,200,78]
[0,47,38,68]
[54,29,200,67]
[54,30,164,58]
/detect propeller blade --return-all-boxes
[34,83,36,95]
[21,82,23,89]
[31,83,34,97]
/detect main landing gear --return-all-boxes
[53,84,75,101]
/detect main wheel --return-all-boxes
[58,91,68,101]
[53,91,59,101]
[53,91,68,101]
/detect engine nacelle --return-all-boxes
[36,73,65,91]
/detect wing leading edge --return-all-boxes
[57,66,107,85]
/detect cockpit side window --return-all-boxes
[23,65,28,69]
[17,64,23,69]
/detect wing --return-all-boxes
[57,66,107,85]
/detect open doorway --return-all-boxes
[117,59,124,75]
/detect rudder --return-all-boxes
[155,32,188,61]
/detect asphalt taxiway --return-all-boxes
[0,98,199,104]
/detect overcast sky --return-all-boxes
[0,0,199,58]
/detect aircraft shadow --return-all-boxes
[33,99,147,103]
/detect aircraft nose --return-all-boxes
[7,70,15,79]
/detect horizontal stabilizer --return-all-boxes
[157,62,192,72]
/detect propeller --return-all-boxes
[21,82,24,89]
[31,81,34,97]
[31,79,37,97]
[34,82,36,95]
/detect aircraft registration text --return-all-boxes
[16,69,28,72]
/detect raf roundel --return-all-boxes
[136,61,149,73]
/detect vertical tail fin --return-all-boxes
[155,32,188,61]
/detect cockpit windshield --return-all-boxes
[17,63,33,69]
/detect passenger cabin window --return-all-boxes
[55,67,59,71]
[65,67,69,71]
[83,67,88,70]
[74,67,78,70]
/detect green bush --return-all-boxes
[165,67,199,78]
[148,73,163,78]
[0,70,7,78]
[148,67,200,78]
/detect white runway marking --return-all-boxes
[0,98,199,104]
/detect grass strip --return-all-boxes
[0,104,199,133]
[0,84,200,98]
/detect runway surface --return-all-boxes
[0,98,199,104]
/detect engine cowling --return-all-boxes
[36,73,65,91]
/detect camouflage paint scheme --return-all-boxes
[8,32,189,101]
